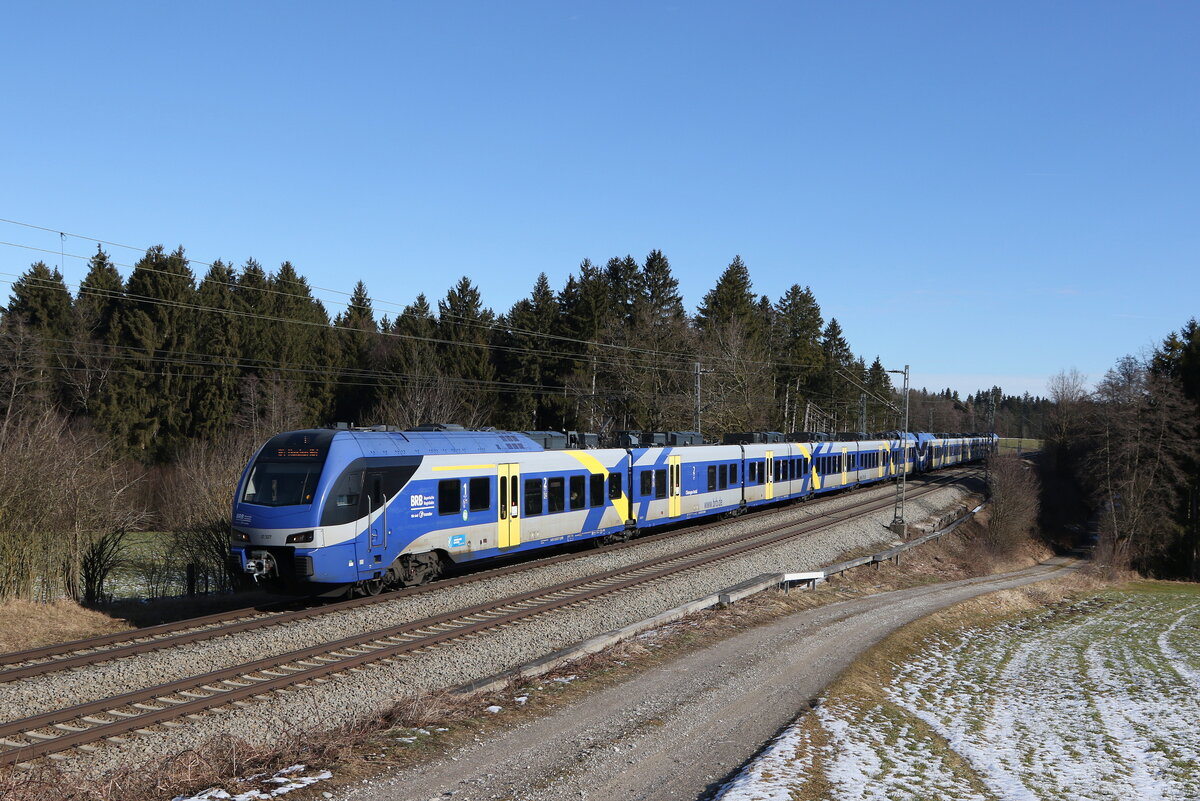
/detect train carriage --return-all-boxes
[231,427,997,596]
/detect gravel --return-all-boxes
[17,476,978,779]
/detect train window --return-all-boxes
[718,464,728,490]
[707,465,717,492]
[438,480,460,516]
[569,475,586,510]
[590,474,605,507]
[335,471,361,508]
[749,461,757,483]
[468,477,490,512]
[243,462,322,507]
[655,469,667,499]
[775,460,783,482]
[609,473,622,499]
[499,476,508,520]
[524,478,544,516]
[730,463,738,484]
[548,476,566,513]
[640,470,654,496]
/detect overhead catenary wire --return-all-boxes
[0,219,842,374]
[0,232,714,364]
[0,271,733,380]
[0,262,841,384]
[0,217,921,411]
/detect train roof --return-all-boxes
[260,428,545,460]
[344,429,544,457]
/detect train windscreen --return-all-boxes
[241,430,334,507]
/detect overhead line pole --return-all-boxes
[887,365,910,536]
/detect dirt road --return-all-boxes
[338,558,1076,801]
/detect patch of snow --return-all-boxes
[718,591,1200,801]
[172,765,333,801]
[717,720,815,801]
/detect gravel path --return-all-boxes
[24,476,977,779]
[337,558,1077,801]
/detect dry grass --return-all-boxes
[0,600,131,654]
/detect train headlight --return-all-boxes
[286,530,315,544]
[232,529,250,543]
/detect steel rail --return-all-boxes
[0,476,969,766]
[0,471,970,682]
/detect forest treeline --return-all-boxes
[2,246,1037,456]
[1042,320,1200,580]
[0,243,1053,601]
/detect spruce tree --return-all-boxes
[97,246,197,460]
[75,247,124,345]
[604,256,641,328]
[817,318,856,430]
[332,280,378,424]
[6,261,73,333]
[272,262,332,422]
[3,261,74,411]
[191,260,240,439]
[497,273,561,430]
[695,256,760,337]
[637,249,685,323]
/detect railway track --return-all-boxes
[0,470,971,683]
[0,471,975,767]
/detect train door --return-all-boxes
[668,455,682,518]
[765,451,774,501]
[366,471,386,550]
[498,463,521,549]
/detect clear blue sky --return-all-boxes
[2,1,1196,400]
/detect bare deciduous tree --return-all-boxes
[985,454,1041,552]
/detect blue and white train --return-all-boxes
[229,428,996,595]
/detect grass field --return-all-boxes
[997,437,1043,455]
[720,580,1200,801]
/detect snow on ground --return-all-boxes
[718,587,1200,801]
[171,765,333,801]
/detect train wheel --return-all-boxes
[361,577,384,596]
[395,552,446,586]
